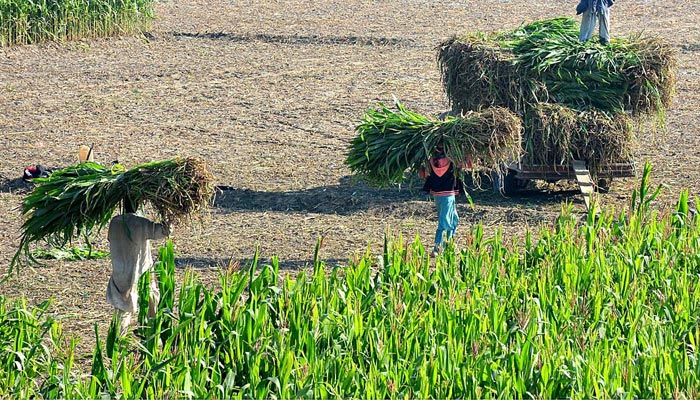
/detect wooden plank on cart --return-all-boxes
[571,160,594,210]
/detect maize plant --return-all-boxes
[2,164,700,398]
[0,0,155,46]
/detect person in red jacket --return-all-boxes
[419,146,469,257]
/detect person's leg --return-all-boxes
[579,7,596,42]
[148,273,161,319]
[444,196,459,242]
[114,308,132,336]
[434,196,451,254]
[598,8,610,44]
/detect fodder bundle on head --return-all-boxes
[437,17,677,120]
[10,157,215,271]
[345,100,522,187]
[523,103,634,172]
[122,157,215,226]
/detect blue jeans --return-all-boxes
[579,5,610,44]
[434,195,459,252]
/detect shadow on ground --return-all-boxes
[214,174,590,216]
[176,256,349,271]
[213,176,424,215]
[170,31,420,47]
[0,175,34,195]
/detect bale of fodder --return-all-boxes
[437,17,677,119]
[345,101,522,187]
[10,157,215,271]
[122,157,215,224]
[522,103,634,171]
[436,33,546,115]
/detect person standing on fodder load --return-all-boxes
[577,0,615,45]
[419,146,469,257]
[106,197,171,335]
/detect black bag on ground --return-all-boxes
[23,165,52,181]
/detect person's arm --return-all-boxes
[418,166,428,179]
[141,218,170,241]
[418,158,434,179]
[576,0,589,15]
[457,155,473,170]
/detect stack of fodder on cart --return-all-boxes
[436,17,677,172]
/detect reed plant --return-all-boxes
[0,0,155,46]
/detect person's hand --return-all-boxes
[458,155,473,170]
[418,167,428,179]
[163,222,174,237]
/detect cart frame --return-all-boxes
[496,160,636,209]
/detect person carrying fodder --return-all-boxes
[8,157,215,333]
[106,196,172,335]
[9,157,214,277]
[345,101,522,187]
[418,145,471,257]
[577,0,615,45]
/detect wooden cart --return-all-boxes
[495,160,636,209]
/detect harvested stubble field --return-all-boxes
[1,0,700,357]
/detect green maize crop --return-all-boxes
[0,0,155,46]
[2,164,700,398]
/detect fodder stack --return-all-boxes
[345,102,522,186]
[437,17,676,117]
[436,17,676,170]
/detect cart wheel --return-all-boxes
[596,178,611,193]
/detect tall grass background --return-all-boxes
[1,164,699,398]
[0,0,155,46]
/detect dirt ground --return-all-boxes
[1,0,699,359]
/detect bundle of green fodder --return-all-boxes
[437,17,676,118]
[345,101,522,186]
[11,157,215,270]
[523,103,634,168]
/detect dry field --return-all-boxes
[1,0,699,355]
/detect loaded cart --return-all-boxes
[496,159,636,209]
[346,18,674,208]
[436,17,675,208]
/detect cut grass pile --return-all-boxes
[436,17,676,169]
[32,246,109,261]
[523,102,634,168]
[437,17,676,118]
